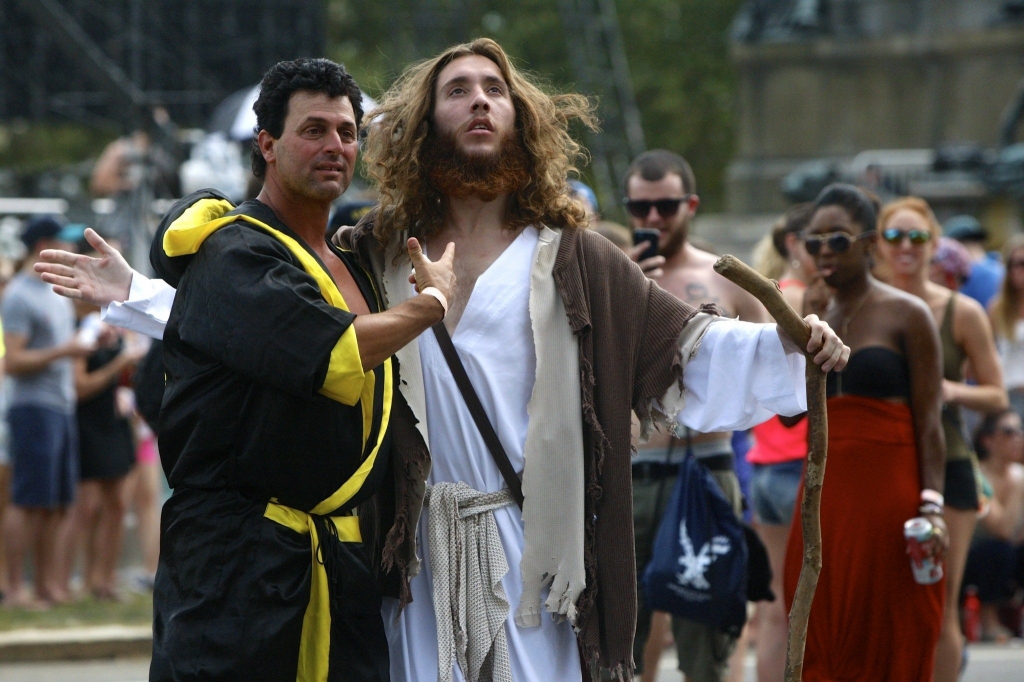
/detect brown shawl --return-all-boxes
[350,221,703,678]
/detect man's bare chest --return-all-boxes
[657,269,734,315]
[322,253,371,315]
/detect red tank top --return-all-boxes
[747,278,808,465]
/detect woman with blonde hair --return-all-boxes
[989,234,1024,420]
[876,197,1007,682]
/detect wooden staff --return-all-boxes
[713,255,828,682]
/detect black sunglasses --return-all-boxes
[803,230,875,256]
[881,227,932,246]
[623,196,691,219]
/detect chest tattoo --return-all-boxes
[684,282,720,308]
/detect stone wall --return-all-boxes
[727,22,1024,214]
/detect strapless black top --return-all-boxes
[826,346,911,400]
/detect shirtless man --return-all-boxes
[625,149,766,682]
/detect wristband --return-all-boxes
[918,502,944,517]
[421,287,448,319]
[920,489,944,508]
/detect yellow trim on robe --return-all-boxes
[264,502,361,682]
[164,198,391,519]
[319,325,364,406]
[311,356,393,516]
[162,198,367,405]
[162,198,238,256]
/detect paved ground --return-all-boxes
[0,657,150,681]
[2,644,1023,682]
[651,642,1024,682]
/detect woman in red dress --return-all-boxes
[784,184,948,681]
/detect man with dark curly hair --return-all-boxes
[39,57,454,682]
[37,41,847,682]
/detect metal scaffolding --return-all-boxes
[557,0,646,211]
[0,0,326,130]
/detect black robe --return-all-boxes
[149,192,393,682]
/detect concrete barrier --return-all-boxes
[0,625,151,662]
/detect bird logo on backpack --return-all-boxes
[643,454,748,633]
[676,522,731,591]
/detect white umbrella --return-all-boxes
[208,85,378,141]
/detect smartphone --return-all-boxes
[632,228,661,262]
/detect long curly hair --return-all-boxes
[362,38,598,244]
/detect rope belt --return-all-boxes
[424,481,516,682]
[264,501,361,682]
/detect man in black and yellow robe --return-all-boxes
[148,191,394,681]
[31,58,454,682]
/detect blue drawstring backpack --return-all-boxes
[642,453,748,636]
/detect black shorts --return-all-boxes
[944,459,978,511]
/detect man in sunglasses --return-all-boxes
[624,149,769,682]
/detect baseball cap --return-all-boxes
[569,180,599,214]
[58,223,88,244]
[931,237,973,280]
[20,216,63,250]
[944,215,986,242]
[328,201,377,234]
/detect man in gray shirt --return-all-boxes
[1,217,91,607]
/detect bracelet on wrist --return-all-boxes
[918,502,944,517]
[420,287,448,319]
[920,489,944,508]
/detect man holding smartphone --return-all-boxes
[625,149,767,682]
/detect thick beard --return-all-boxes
[421,127,530,202]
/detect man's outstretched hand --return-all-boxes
[33,228,133,306]
[800,314,849,373]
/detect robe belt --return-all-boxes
[423,481,516,682]
[263,501,361,682]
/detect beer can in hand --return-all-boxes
[904,517,943,585]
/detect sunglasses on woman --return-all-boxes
[881,228,932,246]
[803,231,875,256]
[623,195,692,219]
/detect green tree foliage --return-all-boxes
[327,0,742,212]
[0,122,117,172]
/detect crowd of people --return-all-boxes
[0,216,162,608]
[589,162,1024,680]
[0,37,1020,682]
[736,191,1024,682]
